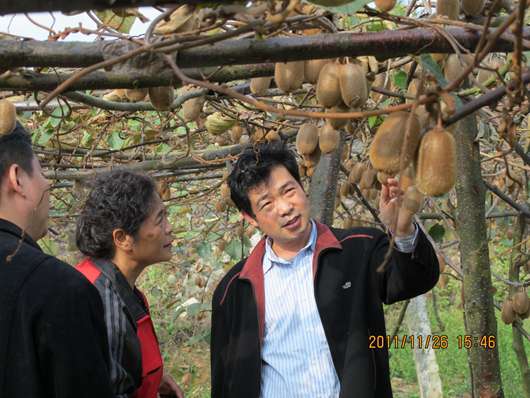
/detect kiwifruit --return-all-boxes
[303,147,321,168]
[369,111,421,174]
[522,305,530,320]
[102,89,127,101]
[265,130,281,142]
[316,62,342,108]
[375,0,396,12]
[230,125,243,143]
[512,292,530,315]
[372,73,391,102]
[349,162,366,184]
[148,86,174,111]
[306,165,315,177]
[318,124,340,154]
[399,164,415,192]
[377,171,392,185]
[125,88,148,102]
[296,123,319,155]
[154,5,197,35]
[239,134,250,145]
[501,299,516,324]
[444,54,474,85]
[250,77,273,95]
[437,253,446,273]
[340,182,353,198]
[416,126,456,196]
[359,168,377,189]
[304,59,329,84]
[205,112,236,135]
[298,163,307,178]
[461,0,484,16]
[274,61,305,92]
[220,182,231,201]
[182,96,204,121]
[0,100,16,136]
[326,105,350,129]
[339,63,368,108]
[402,186,424,214]
[436,0,460,19]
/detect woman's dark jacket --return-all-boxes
[211,222,439,398]
[0,219,113,398]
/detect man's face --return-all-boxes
[24,157,51,240]
[244,165,310,248]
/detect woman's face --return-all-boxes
[130,193,174,266]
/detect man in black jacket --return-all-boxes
[0,123,113,397]
[211,142,439,398]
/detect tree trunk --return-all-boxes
[454,114,504,397]
[406,295,443,398]
[309,134,344,225]
[509,215,530,397]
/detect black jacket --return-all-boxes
[211,222,439,398]
[0,219,113,398]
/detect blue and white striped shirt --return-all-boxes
[260,221,418,398]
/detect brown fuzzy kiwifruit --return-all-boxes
[444,54,474,85]
[318,124,340,154]
[377,171,392,185]
[461,0,484,16]
[436,0,460,19]
[512,292,530,315]
[274,62,305,92]
[339,63,368,108]
[359,168,377,189]
[326,105,350,129]
[296,123,319,155]
[399,164,415,192]
[125,88,148,102]
[182,96,205,121]
[375,0,396,12]
[369,111,421,174]
[416,126,456,196]
[265,130,281,142]
[303,147,321,168]
[305,59,329,84]
[340,182,353,198]
[501,299,516,324]
[437,253,446,273]
[349,163,366,184]
[230,125,243,143]
[250,77,273,95]
[149,86,174,111]
[306,165,315,177]
[0,100,16,136]
[402,186,424,214]
[316,62,342,108]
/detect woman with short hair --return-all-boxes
[75,169,183,398]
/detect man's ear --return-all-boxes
[6,164,25,196]
[112,229,133,253]
[241,211,258,228]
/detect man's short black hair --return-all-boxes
[0,122,34,187]
[228,142,301,217]
[76,169,157,259]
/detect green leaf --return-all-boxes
[155,143,171,154]
[94,10,136,34]
[197,241,212,259]
[306,0,371,14]
[429,223,446,242]
[37,127,55,146]
[418,54,447,87]
[81,131,94,147]
[107,131,125,150]
[368,115,381,128]
[366,20,385,32]
[393,70,408,90]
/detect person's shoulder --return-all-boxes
[32,256,99,297]
[329,225,385,244]
[212,259,246,306]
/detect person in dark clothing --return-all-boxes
[0,122,113,398]
[210,142,440,398]
[75,170,184,398]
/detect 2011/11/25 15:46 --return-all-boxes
[368,334,497,350]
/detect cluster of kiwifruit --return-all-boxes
[341,159,381,204]
[436,0,487,19]
[501,291,530,324]
[0,100,16,136]
[367,109,456,212]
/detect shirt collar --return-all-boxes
[263,220,317,274]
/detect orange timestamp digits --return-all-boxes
[457,335,496,349]
[368,334,449,349]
